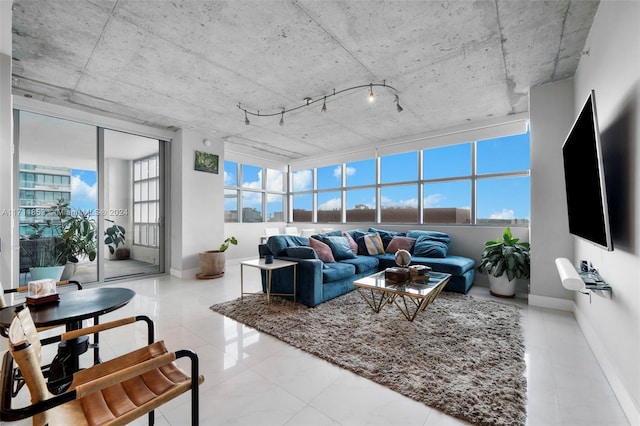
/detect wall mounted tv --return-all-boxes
[561,89,613,251]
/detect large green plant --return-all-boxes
[50,199,97,263]
[477,227,530,281]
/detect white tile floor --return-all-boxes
[0,265,630,426]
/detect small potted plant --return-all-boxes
[104,219,128,259]
[198,237,237,278]
[477,227,530,297]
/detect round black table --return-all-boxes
[0,287,135,393]
[0,287,136,331]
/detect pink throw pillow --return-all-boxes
[309,237,336,263]
[342,232,359,254]
[385,236,417,254]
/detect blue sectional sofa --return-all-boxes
[258,228,476,307]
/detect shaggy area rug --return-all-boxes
[210,291,526,425]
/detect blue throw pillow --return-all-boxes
[323,236,357,260]
[406,230,451,245]
[266,235,310,256]
[412,236,448,258]
[285,246,318,259]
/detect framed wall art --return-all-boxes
[194,150,219,174]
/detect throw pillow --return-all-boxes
[309,237,336,263]
[406,230,451,244]
[285,246,318,259]
[342,231,359,254]
[323,236,357,260]
[385,236,417,254]
[359,232,385,255]
[368,227,406,248]
[413,236,448,258]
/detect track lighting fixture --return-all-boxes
[238,80,401,126]
[395,94,403,112]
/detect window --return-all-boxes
[133,155,159,247]
[224,161,285,223]
[290,129,530,226]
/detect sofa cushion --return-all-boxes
[385,236,416,254]
[368,227,406,248]
[266,235,310,256]
[285,246,318,259]
[409,255,475,276]
[322,262,356,283]
[323,236,357,260]
[309,237,335,263]
[357,232,385,255]
[339,255,379,274]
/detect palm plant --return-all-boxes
[477,227,530,281]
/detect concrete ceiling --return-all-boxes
[11,0,599,164]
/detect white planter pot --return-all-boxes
[488,273,516,298]
[29,265,65,282]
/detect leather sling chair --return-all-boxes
[0,306,204,426]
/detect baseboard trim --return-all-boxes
[574,305,639,426]
[527,294,574,311]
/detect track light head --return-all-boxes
[321,96,327,113]
[279,110,284,126]
[395,94,403,112]
[244,110,250,125]
[368,83,375,103]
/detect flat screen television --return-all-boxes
[561,90,613,251]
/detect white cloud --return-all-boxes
[382,197,418,208]
[345,166,356,177]
[333,166,341,179]
[319,197,341,210]
[293,170,312,190]
[266,170,283,191]
[423,193,445,207]
[490,209,515,219]
[224,170,234,186]
[71,175,96,204]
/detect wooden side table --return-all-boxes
[240,258,298,304]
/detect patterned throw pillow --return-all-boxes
[309,237,336,263]
[385,236,417,254]
[357,232,385,255]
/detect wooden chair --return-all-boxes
[0,280,86,397]
[0,306,204,425]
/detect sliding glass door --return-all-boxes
[103,129,163,280]
[16,110,165,284]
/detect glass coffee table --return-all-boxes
[353,270,451,321]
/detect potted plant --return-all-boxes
[49,199,98,279]
[21,223,67,281]
[477,227,530,297]
[104,219,128,259]
[198,237,237,278]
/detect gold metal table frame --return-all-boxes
[354,271,451,321]
[240,258,298,304]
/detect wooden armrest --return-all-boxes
[61,315,154,346]
[5,280,83,294]
[74,352,176,398]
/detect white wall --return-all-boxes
[169,129,224,278]
[571,1,640,423]
[529,78,577,309]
